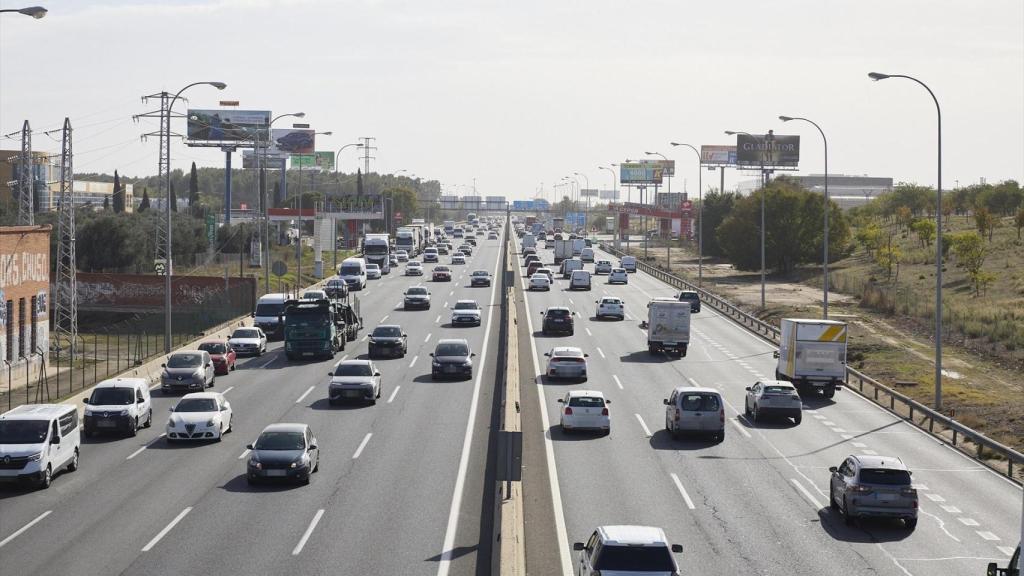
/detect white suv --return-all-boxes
[595,296,624,320]
[574,525,683,575]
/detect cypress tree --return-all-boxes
[138,188,150,212]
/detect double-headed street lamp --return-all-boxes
[294,129,332,287]
[0,5,46,17]
[725,129,769,309]
[779,115,830,319]
[868,71,945,412]
[574,171,589,233]
[262,112,305,294]
[670,142,703,286]
[164,81,226,353]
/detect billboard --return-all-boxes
[269,128,315,155]
[242,150,287,169]
[439,195,460,209]
[485,196,506,210]
[291,151,335,171]
[598,189,619,200]
[187,109,270,142]
[700,145,737,166]
[581,189,599,198]
[620,162,664,185]
[736,134,800,168]
[511,199,552,211]
[653,159,675,177]
[565,212,586,228]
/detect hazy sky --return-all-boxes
[1,0,1021,201]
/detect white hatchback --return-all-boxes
[558,390,609,434]
[595,297,624,320]
[594,260,613,274]
[166,392,233,442]
[545,346,589,380]
[607,268,628,284]
[529,273,551,291]
[406,261,424,276]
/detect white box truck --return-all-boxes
[774,318,848,398]
[553,239,574,264]
[395,227,419,257]
[643,298,691,356]
[522,233,536,250]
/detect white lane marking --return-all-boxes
[292,509,325,556]
[585,328,593,336]
[730,418,752,438]
[912,484,929,490]
[127,433,167,460]
[221,386,234,394]
[364,291,371,296]
[443,301,449,308]
[925,493,947,502]
[596,347,606,359]
[841,434,854,440]
[852,442,867,448]
[831,427,847,433]
[238,449,251,460]
[613,375,624,390]
[687,377,700,386]
[352,433,372,459]
[822,421,836,426]
[977,531,1001,541]
[295,386,315,404]
[669,473,696,510]
[813,414,827,420]
[998,546,1017,556]
[436,242,502,576]
[387,386,401,404]
[425,333,432,342]
[141,507,192,552]
[435,315,442,323]
[380,315,389,322]
[0,510,52,549]
[625,313,635,321]
[149,382,161,391]
[791,478,823,509]
[958,518,980,526]
[861,449,878,456]
[409,355,419,368]
[341,354,349,361]
[449,290,455,296]
[941,505,962,514]
[634,413,653,437]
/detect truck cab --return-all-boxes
[283,299,344,360]
[988,545,1019,576]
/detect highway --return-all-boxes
[0,231,506,576]
[515,234,1022,576]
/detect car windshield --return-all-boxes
[0,420,49,444]
[454,302,478,310]
[612,269,625,273]
[547,309,570,318]
[199,343,226,355]
[340,264,363,276]
[373,326,402,337]
[435,343,469,356]
[407,288,427,295]
[472,271,488,276]
[859,468,913,485]
[334,363,373,377]
[232,329,260,339]
[90,387,134,405]
[409,262,421,267]
[286,312,330,327]
[366,264,380,271]
[254,303,284,317]
[679,292,698,300]
[602,299,621,305]
[174,398,217,412]
[254,431,305,451]
[167,353,202,368]
[568,396,604,407]
[364,245,388,255]
[681,394,720,411]
[435,267,449,272]
[531,274,547,280]
[595,545,675,571]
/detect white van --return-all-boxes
[620,255,638,272]
[339,257,368,291]
[561,258,584,279]
[664,386,725,442]
[569,270,592,291]
[0,404,81,489]
[82,377,152,437]
[580,247,595,262]
[254,293,290,339]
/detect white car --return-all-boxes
[166,392,232,442]
[228,327,267,356]
[396,250,409,262]
[406,261,424,276]
[450,300,482,326]
[328,360,382,405]
[545,346,589,380]
[580,247,595,262]
[535,267,555,283]
[302,289,327,300]
[423,248,439,263]
[573,526,683,574]
[595,297,624,320]
[366,264,382,279]
[529,273,551,291]
[558,390,608,434]
[451,253,466,265]
[608,268,628,284]
[594,260,612,274]
[745,380,803,424]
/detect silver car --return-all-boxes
[160,351,215,393]
[744,380,802,424]
[544,347,589,381]
[664,387,724,442]
[829,455,918,530]
[328,360,382,405]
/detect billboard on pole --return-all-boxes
[700,145,737,166]
[187,109,270,142]
[654,159,675,177]
[291,151,335,171]
[620,162,664,185]
[242,149,287,169]
[269,128,315,155]
[735,134,800,168]
[598,189,619,200]
[581,189,600,198]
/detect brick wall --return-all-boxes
[0,225,51,371]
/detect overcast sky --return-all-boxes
[1,0,1021,202]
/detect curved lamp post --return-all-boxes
[670,142,702,286]
[0,6,46,18]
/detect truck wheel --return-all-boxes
[823,386,836,399]
[648,345,657,355]
[679,345,688,357]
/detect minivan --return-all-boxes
[561,258,584,279]
[569,270,592,291]
[620,256,638,273]
[83,377,153,437]
[663,386,725,442]
[338,257,368,290]
[0,404,80,489]
[254,292,290,339]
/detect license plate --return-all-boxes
[265,469,287,477]
[876,493,896,501]
[97,420,116,428]
[444,366,457,373]
[302,352,314,356]
[664,341,677,346]
[343,390,360,397]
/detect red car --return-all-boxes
[432,266,452,282]
[199,340,236,375]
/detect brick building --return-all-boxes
[0,225,51,371]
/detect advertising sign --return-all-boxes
[187,109,270,142]
[242,150,287,169]
[269,128,315,155]
[620,162,663,185]
[700,145,737,166]
[607,202,681,219]
[581,189,600,198]
[598,189,619,200]
[653,159,675,177]
[290,151,335,171]
[735,134,800,168]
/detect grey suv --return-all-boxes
[829,455,918,529]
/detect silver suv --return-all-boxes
[829,455,918,529]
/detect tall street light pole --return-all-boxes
[645,152,671,269]
[868,71,944,411]
[295,129,332,288]
[670,142,703,286]
[779,115,830,319]
[726,129,768,309]
[164,81,226,353]
[574,172,589,234]
[0,6,47,17]
[598,165,616,242]
[263,112,305,294]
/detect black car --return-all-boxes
[246,423,319,486]
[403,286,431,310]
[430,339,475,380]
[325,278,349,299]
[676,290,701,313]
[470,270,492,287]
[524,254,540,267]
[466,237,477,246]
[368,325,407,358]
[541,307,575,336]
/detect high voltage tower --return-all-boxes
[360,136,376,175]
[52,117,78,355]
[18,120,33,225]
[134,92,183,271]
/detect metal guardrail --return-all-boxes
[599,243,1024,482]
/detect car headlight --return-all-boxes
[206,419,216,427]
[119,409,130,416]
[84,409,93,416]
[432,360,441,367]
[27,452,42,462]
[167,418,175,428]
[194,371,205,381]
[249,458,262,470]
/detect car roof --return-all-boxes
[180,392,222,401]
[261,422,308,434]
[546,306,570,311]
[170,349,206,356]
[437,338,469,346]
[337,359,373,366]
[374,324,402,330]
[456,299,478,304]
[199,338,228,345]
[597,525,670,547]
[673,386,720,395]
[95,377,148,389]
[472,270,489,274]
[759,380,795,388]
[566,389,604,398]
[2,403,76,420]
[851,455,907,470]
[551,346,584,356]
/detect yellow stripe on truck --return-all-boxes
[818,325,847,342]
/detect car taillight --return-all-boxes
[601,408,609,416]
[852,485,873,493]
[720,408,725,423]
[901,487,917,496]
[564,407,573,415]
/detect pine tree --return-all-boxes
[356,169,363,197]
[170,181,178,212]
[138,188,150,212]
[103,196,110,210]
[112,170,125,213]
[188,162,199,208]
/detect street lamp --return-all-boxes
[868,70,944,411]
[670,142,703,286]
[779,115,830,319]
[164,81,226,353]
[574,171,589,234]
[294,129,332,287]
[0,6,46,18]
[262,112,305,294]
[725,129,769,309]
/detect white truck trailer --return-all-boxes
[644,297,691,356]
[774,318,848,398]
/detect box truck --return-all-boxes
[774,318,848,398]
[643,298,691,356]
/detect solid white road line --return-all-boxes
[613,375,624,390]
[361,334,369,342]
[596,347,606,359]
[295,386,315,404]
[670,473,696,510]
[141,507,192,552]
[341,354,349,361]
[292,509,325,556]
[387,386,401,404]
[425,333,432,342]
[352,433,372,459]
[790,478,823,509]
[435,315,442,323]
[729,418,752,438]
[381,315,389,322]
[0,510,51,549]
[634,413,653,437]
[238,449,251,460]
[585,327,592,336]
[221,386,234,394]
[409,355,419,368]
[127,433,167,460]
